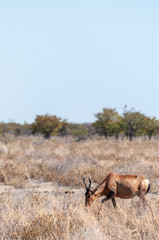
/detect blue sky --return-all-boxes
[0,1,159,123]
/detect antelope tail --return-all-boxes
[146,183,150,194]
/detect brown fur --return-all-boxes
[84,173,150,208]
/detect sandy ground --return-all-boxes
[0,180,159,205]
[0,180,84,205]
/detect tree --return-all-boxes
[123,108,146,141]
[58,120,69,137]
[0,122,7,136]
[68,123,89,141]
[93,108,123,139]
[32,114,62,139]
[144,116,159,140]
[109,115,124,139]
[0,122,32,136]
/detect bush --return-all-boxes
[32,114,62,139]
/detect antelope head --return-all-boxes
[83,176,96,207]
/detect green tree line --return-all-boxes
[0,108,159,141]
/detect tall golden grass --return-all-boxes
[0,135,159,239]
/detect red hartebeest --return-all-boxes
[83,173,150,208]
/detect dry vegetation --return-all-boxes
[0,135,159,239]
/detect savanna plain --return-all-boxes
[0,135,159,240]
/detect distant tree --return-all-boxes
[123,108,146,141]
[82,123,97,137]
[0,122,7,136]
[68,123,89,141]
[0,122,32,136]
[0,122,21,136]
[93,108,123,139]
[32,114,62,139]
[22,122,32,135]
[8,123,22,135]
[109,116,124,139]
[58,120,69,137]
[144,116,159,140]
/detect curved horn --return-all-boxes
[88,176,92,189]
[83,176,92,190]
[83,177,88,190]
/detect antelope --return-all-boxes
[83,173,150,208]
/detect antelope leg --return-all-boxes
[111,197,117,208]
[102,191,115,203]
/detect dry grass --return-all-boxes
[0,135,159,239]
